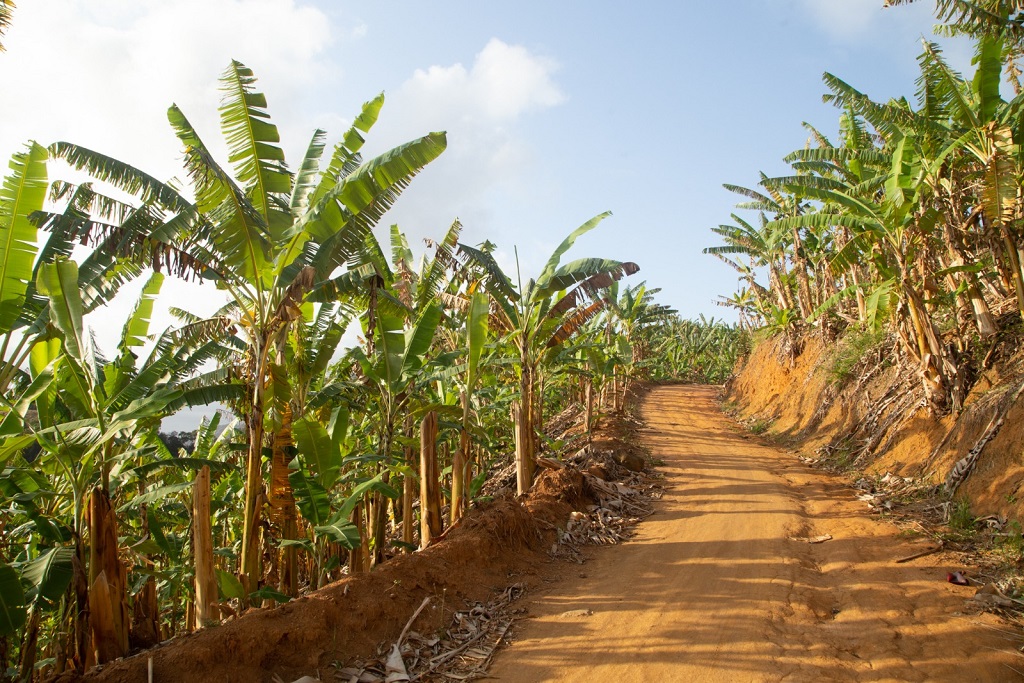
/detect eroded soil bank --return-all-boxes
[728,334,1024,521]
[489,386,1018,682]
[53,469,591,683]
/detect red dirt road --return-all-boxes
[489,385,1020,682]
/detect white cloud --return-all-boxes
[0,0,336,180]
[0,0,340,355]
[402,38,565,121]
[365,38,566,251]
[350,22,368,40]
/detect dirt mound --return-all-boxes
[52,474,591,683]
[727,334,1024,524]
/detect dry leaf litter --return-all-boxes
[799,462,1024,630]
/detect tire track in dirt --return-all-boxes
[488,385,1020,682]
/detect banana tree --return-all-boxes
[886,0,1024,57]
[4,260,226,668]
[448,290,489,522]
[347,298,442,563]
[605,282,676,380]
[52,61,447,596]
[461,212,639,494]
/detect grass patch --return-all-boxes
[948,498,975,531]
[999,521,1024,560]
[747,418,773,435]
[828,326,887,386]
[939,498,979,543]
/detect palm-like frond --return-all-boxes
[309,94,384,208]
[49,142,192,215]
[0,1,14,52]
[821,73,914,138]
[544,300,606,348]
[305,263,378,303]
[416,219,462,310]
[389,224,413,271]
[536,212,611,286]
[304,133,448,278]
[541,259,640,306]
[783,146,889,166]
[290,129,327,217]
[0,142,46,332]
[219,61,292,232]
[169,104,271,284]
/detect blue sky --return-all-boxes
[0,0,971,353]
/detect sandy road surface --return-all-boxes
[489,385,1020,682]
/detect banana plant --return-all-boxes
[2,259,241,668]
[346,298,442,563]
[447,290,489,522]
[51,61,447,596]
[459,213,639,494]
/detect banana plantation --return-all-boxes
[707,1,1024,416]
[0,57,735,678]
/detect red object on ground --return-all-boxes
[947,571,969,586]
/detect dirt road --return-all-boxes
[489,385,1020,682]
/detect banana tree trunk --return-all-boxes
[239,392,265,597]
[269,407,298,596]
[18,607,41,682]
[903,284,963,414]
[943,255,998,339]
[130,482,160,649]
[532,370,544,457]
[72,539,91,670]
[402,417,416,549]
[419,411,443,548]
[513,400,532,494]
[513,358,535,496]
[370,419,397,567]
[584,379,594,436]
[193,466,219,628]
[612,368,622,412]
[768,262,793,312]
[370,472,390,567]
[451,394,469,524]
[88,488,129,664]
[348,503,365,574]
[791,227,814,320]
[967,277,998,339]
[359,502,371,572]
[1001,228,1024,316]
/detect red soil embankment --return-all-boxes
[728,334,1024,521]
[54,469,590,683]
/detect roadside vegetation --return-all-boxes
[706,1,1024,417]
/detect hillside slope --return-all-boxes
[727,334,1024,522]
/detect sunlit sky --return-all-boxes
[0,1,972,362]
